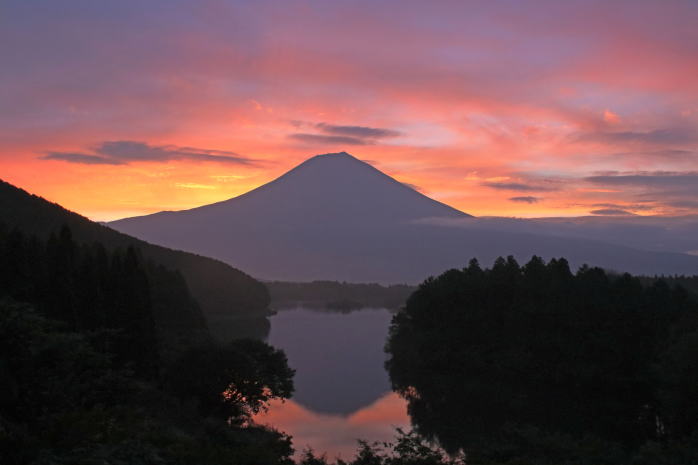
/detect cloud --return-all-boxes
[666,200,698,209]
[509,196,541,204]
[42,152,125,165]
[590,208,635,216]
[483,182,558,192]
[288,122,401,146]
[590,202,655,212]
[316,123,400,139]
[288,133,370,146]
[583,173,698,213]
[603,109,620,124]
[579,127,698,146]
[611,150,696,160]
[584,171,698,190]
[41,141,256,165]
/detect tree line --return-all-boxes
[386,256,698,465]
[267,280,415,312]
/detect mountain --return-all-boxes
[109,152,698,283]
[0,180,269,321]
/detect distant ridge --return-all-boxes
[0,179,269,318]
[110,152,698,283]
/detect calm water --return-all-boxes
[254,307,410,460]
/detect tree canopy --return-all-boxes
[386,256,698,464]
[0,225,296,465]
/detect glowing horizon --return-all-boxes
[2,0,697,221]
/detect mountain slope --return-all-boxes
[0,179,269,318]
[110,152,698,283]
[117,151,468,225]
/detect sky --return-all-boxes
[1,0,697,221]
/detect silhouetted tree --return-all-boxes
[386,256,698,464]
[165,338,294,422]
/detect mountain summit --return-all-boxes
[263,152,469,224]
[158,152,470,226]
[110,153,698,283]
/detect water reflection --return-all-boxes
[256,393,409,460]
[254,307,409,458]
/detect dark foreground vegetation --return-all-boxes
[267,280,415,311]
[296,430,465,465]
[387,256,698,465]
[0,225,297,464]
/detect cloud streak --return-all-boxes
[316,123,400,139]
[42,141,257,166]
[509,196,541,204]
[590,208,635,216]
[288,134,370,146]
[590,203,655,212]
[289,122,401,146]
[483,182,559,192]
[585,172,698,190]
[578,128,698,146]
[580,172,698,215]
[43,152,125,165]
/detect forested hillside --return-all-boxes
[0,225,207,360]
[0,180,269,319]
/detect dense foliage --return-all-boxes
[0,226,296,465]
[297,430,466,465]
[165,339,295,422]
[267,281,415,311]
[0,301,296,465]
[386,256,698,464]
[0,179,270,319]
[642,274,698,297]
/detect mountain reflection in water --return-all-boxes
[253,307,410,458]
[256,393,408,459]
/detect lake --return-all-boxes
[254,307,410,460]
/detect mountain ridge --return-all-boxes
[109,152,698,283]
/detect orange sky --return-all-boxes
[2,0,697,221]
